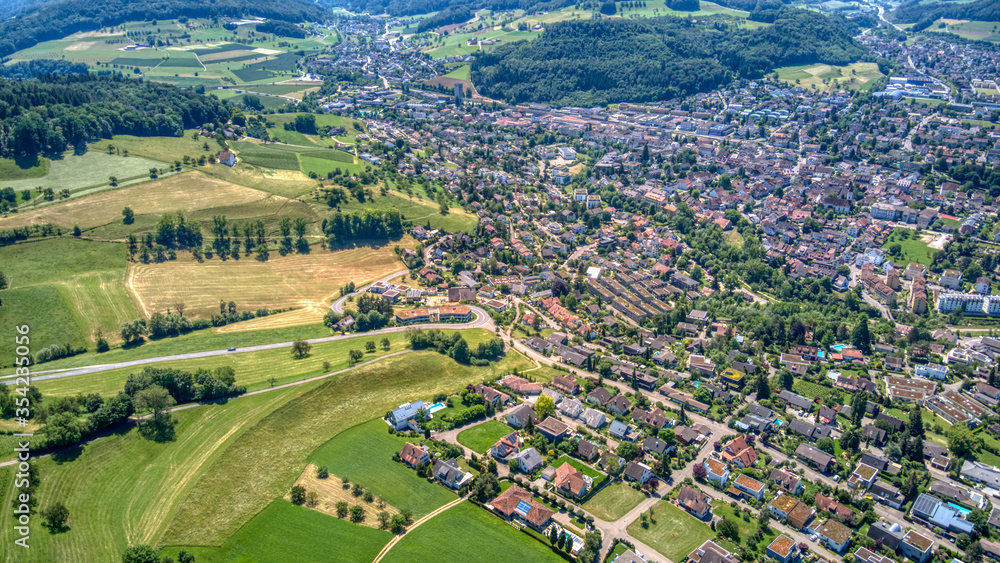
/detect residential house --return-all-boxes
[795,443,834,472]
[623,460,654,484]
[537,417,571,441]
[554,463,591,498]
[688,541,738,563]
[506,404,537,428]
[577,439,600,462]
[399,443,430,468]
[911,493,974,535]
[678,485,713,519]
[491,432,522,459]
[703,458,730,486]
[387,401,426,430]
[769,468,804,495]
[733,474,766,501]
[720,435,758,468]
[870,481,905,509]
[512,447,544,473]
[809,518,853,552]
[433,458,473,489]
[766,535,800,563]
[553,376,581,395]
[488,484,554,531]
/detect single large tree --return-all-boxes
[41,501,69,530]
[291,340,312,359]
[852,318,871,353]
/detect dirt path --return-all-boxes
[372,496,466,562]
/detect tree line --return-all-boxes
[0,74,231,158]
[416,6,473,33]
[471,9,863,106]
[321,209,404,246]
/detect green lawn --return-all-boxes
[163,499,391,563]
[583,482,645,521]
[883,232,936,268]
[457,420,513,453]
[309,419,458,518]
[1,151,173,201]
[711,500,777,545]
[553,455,603,480]
[792,380,835,401]
[626,500,714,563]
[383,502,563,563]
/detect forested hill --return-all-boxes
[891,0,1000,32]
[319,0,573,17]
[0,74,230,158]
[471,10,864,107]
[0,0,328,58]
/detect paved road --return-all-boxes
[8,307,494,385]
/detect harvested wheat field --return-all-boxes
[285,464,399,528]
[0,172,272,230]
[213,307,327,333]
[127,245,404,318]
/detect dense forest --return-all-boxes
[0,0,328,58]
[472,9,863,106]
[416,6,474,32]
[321,209,405,245]
[892,0,1000,32]
[320,0,573,17]
[0,60,88,79]
[0,74,230,158]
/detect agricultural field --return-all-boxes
[126,243,405,319]
[383,502,564,563]
[0,172,282,233]
[0,383,311,561]
[231,139,371,178]
[583,482,646,521]
[456,420,513,453]
[0,238,135,362]
[164,499,391,563]
[6,19,336,88]
[775,62,884,91]
[927,19,1000,42]
[161,350,523,548]
[0,151,174,204]
[0,155,49,180]
[309,419,458,518]
[626,500,715,563]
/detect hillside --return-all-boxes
[471,9,864,106]
[892,0,1000,32]
[318,0,574,17]
[0,74,230,158]
[0,0,329,58]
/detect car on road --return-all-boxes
[810,535,818,542]
[227,347,236,351]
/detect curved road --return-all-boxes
[8,305,494,385]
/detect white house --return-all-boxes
[915,363,949,380]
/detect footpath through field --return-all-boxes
[371,496,467,563]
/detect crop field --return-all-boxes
[0,238,135,361]
[928,19,1000,42]
[775,62,884,91]
[164,499,391,563]
[384,502,564,563]
[309,419,458,517]
[161,350,527,548]
[0,383,311,561]
[0,172,274,232]
[0,151,172,202]
[230,140,369,177]
[626,500,714,563]
[126,243,405,319]
[583,482,645,521]
[456,420,512,453]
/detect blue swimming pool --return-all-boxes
[428,402,447,414]
[832,344,846,352]
[949,502,971,516]
[817,350,825,358]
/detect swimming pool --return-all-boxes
[832,344,846,352]
[949,502,971,516]
[427,402,447,414]
[817,350,825,358]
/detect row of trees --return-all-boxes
[321,209,405,246]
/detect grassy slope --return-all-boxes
[309,419,457,517]
[163,499,391,563]
[0,384,310,561]
[161,349,534,547]
[383,502,564,563]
